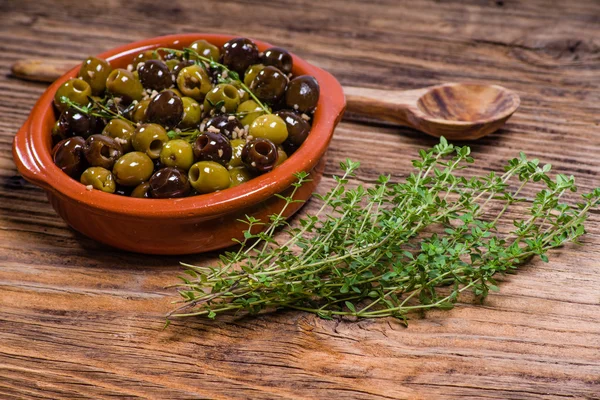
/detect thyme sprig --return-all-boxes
[158,47,271,115]
[169,138,599,323]
[59,96,136,125]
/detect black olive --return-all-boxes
[241,138,279,173]
[192,131,232,165]
[138,59,174,91]
[149,167,190,198]
[146,90,184,128]
[52,136,87,178]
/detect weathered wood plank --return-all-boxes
[1,0,599,398]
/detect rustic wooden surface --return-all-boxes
[1,1,600,399]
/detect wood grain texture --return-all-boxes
[1,0,599,399]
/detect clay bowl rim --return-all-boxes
[13,34,346,220]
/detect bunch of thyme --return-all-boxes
[168,138,599,323]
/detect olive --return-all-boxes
[57,107,104,138]
[190,39,220,61]
[130,98,150,123]
[52,120,68,144]
[131,182,152,198]
[146,90,184,128]
[249,114,288,145]
[203,84,241,115]
[54,78,92,112]
[179,97,202,128]
[221,37,260,74]
[165,59,180,71]
[244,64,265,87]
[52,136,87,178]
[172,59,195,77]
[262,47,293,74]
[176,65,212,101]
[188,161,231,194]
[160,139,194,170]
[149,167,191,198]
[228,139,246,168]
[236,100,265,127]
[285,75,320,113]
[102,119,135,152]
[276,147,288,166]
[132,123,170,159]
[169,87,185,98]
[80,167,116,194]
[83,134,123,170]
[138,59,173,91]
[115,185,133,196]
[205,115,244,139]
[132,50,160,70]
[229,166,253,187]
[242,138,279,174]
[192,131,232,165]
[106,69,144,102]
[250,66,288,105]
[230,81,250,103]
[275,110,311,153]
[112,151,154,186]
[78,57,113,95]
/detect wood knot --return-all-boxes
[511,37,600,68]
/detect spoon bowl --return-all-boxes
[344,82,520,140]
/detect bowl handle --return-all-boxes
[12,118,53,191]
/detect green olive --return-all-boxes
[230,81,250,103]
[54,78,92,112]
[80,167,116,193]
[228,138,246,168]
[229,166,253,187]
[276,147,288,166]
[132,123,170,159]
[112,151,154,186]
[189,39,220,61]
[132,50,160,70]
[106,68,144,101]
[236,100,264,127]
[203,84,240,115]
[159,139,194,171]
[249,114,288,145]
[244,64,265,87]
[131,99,150,123]
[176,65,212,101]
[131,182,152,198]
[102,119,135,153]
[78,56,112,95]
[180,97,202,128]
[168,87,184,98]
[166,59,180,71]
[188,161,231,193]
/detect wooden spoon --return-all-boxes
[344,84,520,140]
[12,59,519,140]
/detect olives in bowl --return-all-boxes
[13,34,344,254]
[48,36,321,199]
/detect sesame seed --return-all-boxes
[293,104,299,110]
[86,185,94,191]
[87,70,95,78]
[218,149,223,157]
[301,113,310,121]
[207,126,220,133]
[228,115,235,120]
[221,106,226,113]
[127,64,133,71]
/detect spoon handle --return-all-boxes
[343,86,429,128]
[11,59,78,83]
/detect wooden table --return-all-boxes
[1,1,599,398]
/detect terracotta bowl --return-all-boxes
[12,34,346,255]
